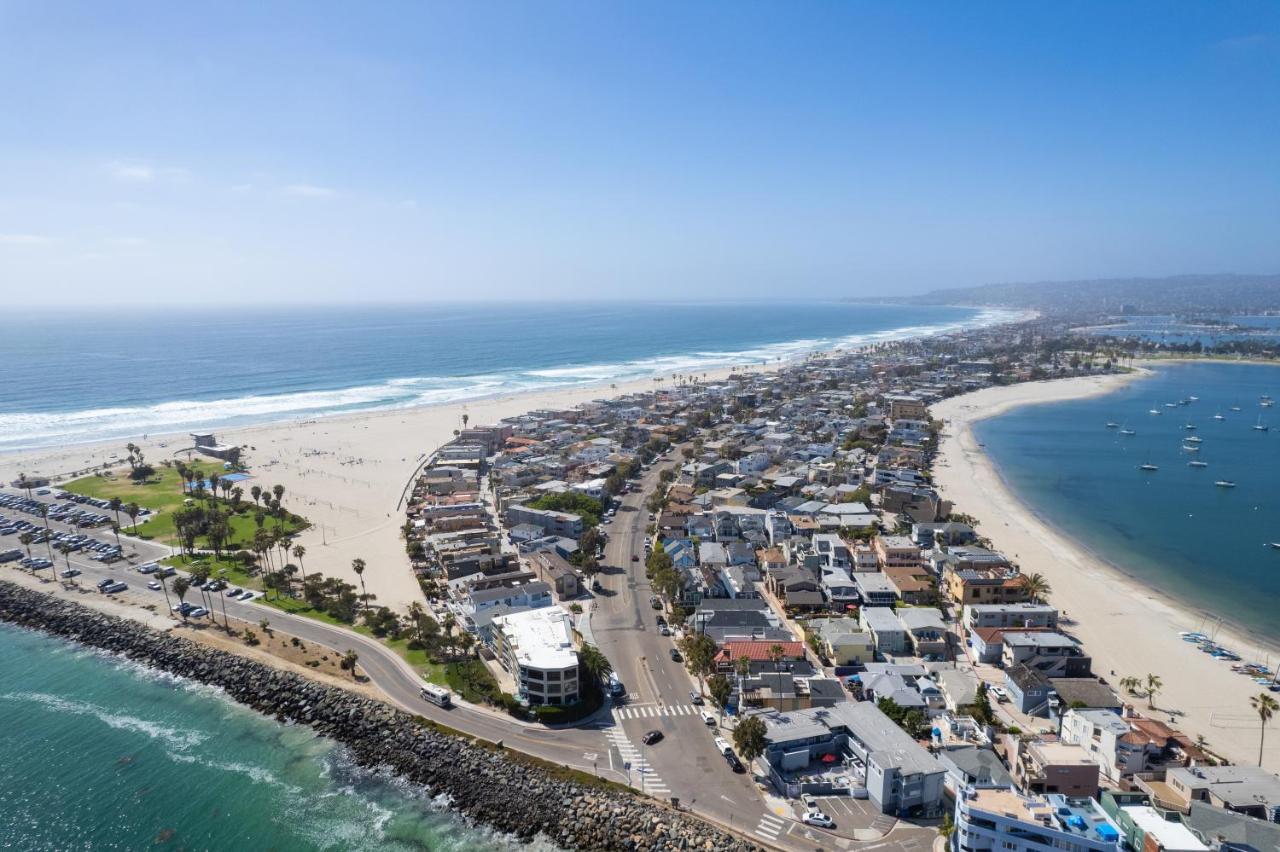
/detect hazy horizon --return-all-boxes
[2,2,1279,305]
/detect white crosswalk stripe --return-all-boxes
[612,704,700,720]
[600,726,672,795]
[754,813,786,840]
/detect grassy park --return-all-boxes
[64,458,308,552]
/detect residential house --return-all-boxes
[758,701,946,815]
[953,787,1120,852]
[861,606,908,656]
[804,617,875,667]
[1006,736,1101,798]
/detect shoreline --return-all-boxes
[0,305,1026,458]
[933,369,1279,769]
[0,309,1026,613]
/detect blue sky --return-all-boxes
[1,2,1277,304]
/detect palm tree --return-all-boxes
[38,504,55,561]
[578,643,613,687]
[1019,572,1052,603]
[1119,676,1141,695]
[1145,673,1163,709]
[109,496,123,527]
[272,484,285,505]
[352,558,368,611]
[767,643,785,674]
[125,502,141,533]
[340,650,359,679]
[250,485,262,506]
[406,601,427,645]
[18,531,34,562]
[156,573,173,614]
[172,576,192,621]
[292,543,307,588]
[1250,692,1278,767]
[441,612,457,657]
[110,522,121,548]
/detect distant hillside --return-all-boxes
[909,274,1280,316]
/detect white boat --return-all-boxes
[1149,409,1162,416]
[1188,460,1208,468]
[1189,396,1199,401]
[1269,543,1280,550]
[1182,444,1200,452]
[1105,422,1119,429]
[1185,435,1202,444]
[1215,480,1236,488]
[1165,403,1178,409]
[1231,405,1243,412]
[1119,429,1136,436]
[1254,417,1269,432]
[1213,414,1225,420]
[1184,423,1196,431]
[1139,463,1159,471]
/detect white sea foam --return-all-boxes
[0,691,209,752]
[0,307,1021,451]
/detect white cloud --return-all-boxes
[105,161,189,183]
[0,233,53,246]
[283,183,337,198]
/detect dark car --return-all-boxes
[725,753,745,773]
[642,730,664,745]
[631,554,639,562]
[669,648,682,662]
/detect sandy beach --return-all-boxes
[933,373,1278,770]
[0,368,740,613]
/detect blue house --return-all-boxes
[1005,663,1053,717]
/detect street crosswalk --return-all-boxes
[602,727,671,795]
[754,812,787,842]
[612,703,704,720]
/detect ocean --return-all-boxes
[974,361,1280,648]
[0,301,1001,452]
[0,621,544,851]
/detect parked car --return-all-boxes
[642,730,664,745]
[701,711,717,727]
[689,691,704,705]
[802,810,834,829]
[60,568,81,578]
[713,736,732,756]
[147,580,162,590]
[669,648,682,662]
[725,753,745,773]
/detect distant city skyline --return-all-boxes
[1,1,1278,304]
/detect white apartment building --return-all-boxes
[490,608,580,706]
[954,787,1120,852]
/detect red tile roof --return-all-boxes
[717,641,804,662]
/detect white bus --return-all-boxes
[420,684,453,708]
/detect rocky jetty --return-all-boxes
[0,581,761,851]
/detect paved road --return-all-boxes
[3,492,624,782]
[4,486,878,850]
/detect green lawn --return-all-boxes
[162,554,259,589]
[64,465,307,550]
[255,596,448,685]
